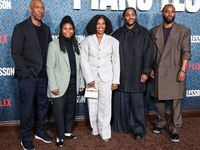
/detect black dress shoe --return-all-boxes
[56,140,64,148]
[134,134,143,140]
[65,134,77,140]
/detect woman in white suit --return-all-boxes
[80,15,120,141]
[46,16,84,147]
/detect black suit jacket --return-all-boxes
[11,17,52,79]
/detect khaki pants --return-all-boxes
[154,99,182,134]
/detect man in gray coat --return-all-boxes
[150,4,191,142]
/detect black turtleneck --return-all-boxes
[64,38,76,87]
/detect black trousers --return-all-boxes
[52,86,77,139]
[113,91,146,136]
[18,76,49,140]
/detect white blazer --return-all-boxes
[80,34,120,85]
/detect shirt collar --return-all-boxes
[122,22,139,33]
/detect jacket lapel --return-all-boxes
[154,24,164,55]
[100,33,106,45]
[160,22,177,62]
[93,33,106,46]
[61,44,78,68]
[92,34,99,45]
[27,17,41,53]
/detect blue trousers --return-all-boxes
[18,76,49,140]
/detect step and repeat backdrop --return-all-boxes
[0,0,200,126]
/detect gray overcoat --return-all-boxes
[150,22,192,100]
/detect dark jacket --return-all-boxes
[150,22,191,100]
[112,22,154,92]
[11,17,52,79]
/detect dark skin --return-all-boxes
[124,8,136,29]
[88,18,118,91]
[29,0,44,26]
[124,9,148,83]
[162,5,175,28]
[150,5,188,82]
[27,0,44,78]
[52,23,84,95]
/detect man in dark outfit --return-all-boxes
[11,0,53,149]
[150,4,191,142]
[112,7,154,140]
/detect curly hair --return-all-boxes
[123,7,137,17]
[86,15,113,35]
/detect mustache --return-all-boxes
[163,15,175,24]
[128,18,135,21]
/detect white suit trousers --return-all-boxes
[87,75,112,140]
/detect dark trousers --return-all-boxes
[18,76,49,140]
[113,91,146,136]
[128,92,146,136]
[52,86,77,139]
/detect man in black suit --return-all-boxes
[11,0,52,149]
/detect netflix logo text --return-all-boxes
[0,98,12,107]
[0,34,8,43]
[186,63,200,70]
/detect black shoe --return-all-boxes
[56,139,64,148]
[134,134,143,140]
[21,140,35,150]
[171,133,180,142]
[65,134,77,140]
[153,127,163,134]
[35,132,53,143]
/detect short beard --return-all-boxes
[163,15,175,24]
[125,20,136,27]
